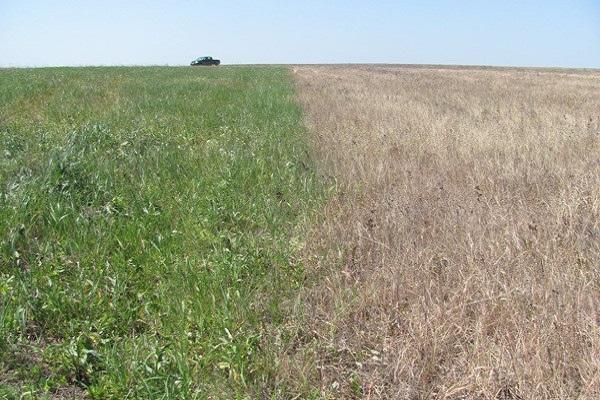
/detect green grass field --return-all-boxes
[0,67,323,398]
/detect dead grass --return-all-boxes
[284,65,600,399]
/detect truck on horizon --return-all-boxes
[191,56,220,66]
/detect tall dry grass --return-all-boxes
[285,66,600,399]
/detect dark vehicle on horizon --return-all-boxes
[191,56,220,66]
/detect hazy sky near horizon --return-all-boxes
[1,0,599,68]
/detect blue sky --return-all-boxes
[1,0,599,67]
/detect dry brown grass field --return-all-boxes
[283,65,600,399]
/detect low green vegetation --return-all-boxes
[0,67,322,398]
